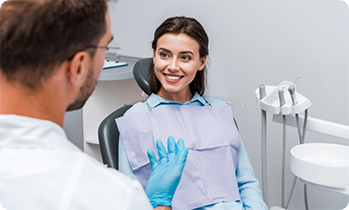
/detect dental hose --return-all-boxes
[297,110,308,210]
[283,109,309,209]
[278,88,287,208]
[282,115,286,207]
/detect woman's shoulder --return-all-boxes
[123,101,149,116]
[203,95,229,107]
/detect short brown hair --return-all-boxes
[0,0,109,90]
[148,16,209,96]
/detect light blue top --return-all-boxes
[118,93,268,210]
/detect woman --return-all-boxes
[116,16,268,210]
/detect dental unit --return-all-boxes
[255,80,349,210]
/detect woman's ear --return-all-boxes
[198,56,207,71]
[67,52,88,86]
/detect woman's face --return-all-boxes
[153,33,206,103]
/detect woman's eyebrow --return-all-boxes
[158,48,171,53]
[158,48,194,56]
[179,51,194,55]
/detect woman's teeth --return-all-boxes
[166,75,181,80]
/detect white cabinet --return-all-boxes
[82,55,144,161]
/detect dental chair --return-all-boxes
[98,57,239,170]
[98,57,152,170]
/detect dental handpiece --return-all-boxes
[278,88,286,107]
[259,84,266,100]
[288,85,297,106]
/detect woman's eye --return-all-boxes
[160,52,168,58]
[181,55,191,61]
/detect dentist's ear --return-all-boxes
[67,52,88,86]
[198,56,207,71]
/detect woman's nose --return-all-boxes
[168,58,180,72]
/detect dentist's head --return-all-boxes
[0,0,113,126]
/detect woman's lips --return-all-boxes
[164,73,183,83]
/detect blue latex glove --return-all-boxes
[145,136,188,208]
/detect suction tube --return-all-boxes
[295,109,309,210]
[278,88,286,207]
[283,110,309,209]
[287,85,309,210]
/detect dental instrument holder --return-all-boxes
[257,81,311,116]
[255,81,312,209]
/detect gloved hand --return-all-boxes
[145,136,188,208]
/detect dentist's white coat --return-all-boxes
[0,114,152,210]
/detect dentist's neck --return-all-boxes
[0,77,66,127]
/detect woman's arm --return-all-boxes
[236,141,268,210]
[118,101,150,179]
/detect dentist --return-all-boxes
[0,0,188,209]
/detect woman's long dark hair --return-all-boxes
[148,16,209,96]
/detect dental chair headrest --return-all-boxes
[133,57,152,95]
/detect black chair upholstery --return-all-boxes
[98,104,133,169]
[98,57,152,170]
[132,57,152,95]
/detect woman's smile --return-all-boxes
[163,73,184,83]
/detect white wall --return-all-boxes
[108,0,349,209]
[64,109,83,150]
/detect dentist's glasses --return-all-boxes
[67,45,120,61]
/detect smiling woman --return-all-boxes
[115,16,268,210]
[153,33,206,103]
[149,17,209,99]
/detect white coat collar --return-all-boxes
[0,114,79,151]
